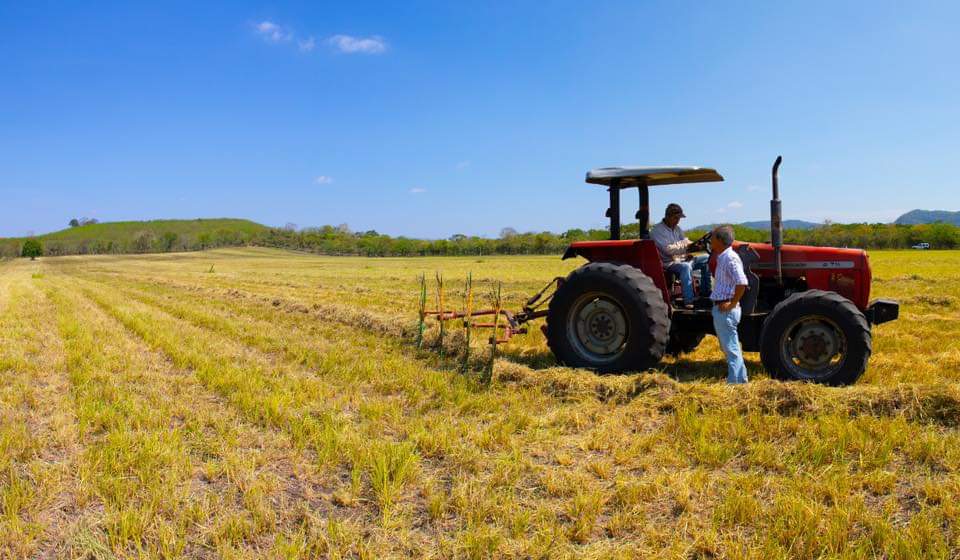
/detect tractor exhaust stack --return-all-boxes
[770,155,784,287]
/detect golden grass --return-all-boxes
[1,248,959,558]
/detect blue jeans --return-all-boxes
[667,255,712,303]
[712,306,749,384]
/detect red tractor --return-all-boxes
[531,157,898,385]
[426,157,898,385]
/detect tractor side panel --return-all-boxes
[563,240,671,304]
[735,242,872,310]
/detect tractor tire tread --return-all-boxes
[760,289,871,386]
[546,262,670,373]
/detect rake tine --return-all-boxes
[486,281,502,385]
[416,273,426,349]
[436,271,444,360]
[462,272,473,373]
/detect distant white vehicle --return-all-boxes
[912,242,930,250]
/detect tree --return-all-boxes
[21,239,42,260]
[283,222,298,232]
[69,218,80,228]
[132,231,156,253]
[160,231,179,251]
[500,227,518,239]
[928,223,958,249]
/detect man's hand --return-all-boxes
[719,285,747,312]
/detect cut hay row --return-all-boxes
[42,275,367,557]
[0,273,78,558]
[82,269,960,429]
[65,273,463,555]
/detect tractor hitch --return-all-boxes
[866,299,899,325]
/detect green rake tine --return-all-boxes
[462,272,473,373]
[486,281,502,385]
[436,271,444,361]
[416,273,426,349]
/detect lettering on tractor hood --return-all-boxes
[752,261,856,270]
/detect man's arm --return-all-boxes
[675,226,693,254]
[669,239,691,255]
[720,257,749,311]
[651,225,690,257]
[730,284,747,305]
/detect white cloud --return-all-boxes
[315,175,333,185]
[327,34,387,54]
[409,187,426,194]
[716,208,727,214]
[253,22,388,56]
[298,37,316,52]
[727,201,744,208]
[253,20,292,43]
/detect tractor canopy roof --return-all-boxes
[586,166,724,188]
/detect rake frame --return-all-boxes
[423,276,563,344]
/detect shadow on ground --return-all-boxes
[495,344,764,384]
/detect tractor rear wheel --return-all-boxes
[546,263,670,373]
[760,290,872,386]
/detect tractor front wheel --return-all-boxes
[546,263,670,373]
[760,290,872,386]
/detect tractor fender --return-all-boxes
[562,240,671,305]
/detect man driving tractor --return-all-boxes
[650,203,711,307]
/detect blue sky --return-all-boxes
[2,1,958,238]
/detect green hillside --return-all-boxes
[895,209,960,226]
[0,218,269,257]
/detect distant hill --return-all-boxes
[689,211,960,230]
[689,219,821,231]
[0,218,270,257]
[894,209,960,226]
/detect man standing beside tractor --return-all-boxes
[650,203,711,308]
[709,225,750,384]
[652,207,750,384]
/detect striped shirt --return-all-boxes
[711,246,748,302]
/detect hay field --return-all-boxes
[2,247,960,559]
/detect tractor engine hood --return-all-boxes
[563,239,875,311]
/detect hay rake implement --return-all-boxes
[416,274,563,373]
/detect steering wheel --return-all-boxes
[692,231,713,254]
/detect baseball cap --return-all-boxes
[666,203,686,218]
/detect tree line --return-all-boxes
[0,227,253,259]
[253,222,960,256]
[3,221,959,259]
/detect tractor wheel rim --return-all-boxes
[779,315,847,380]
[568,293,629,363]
